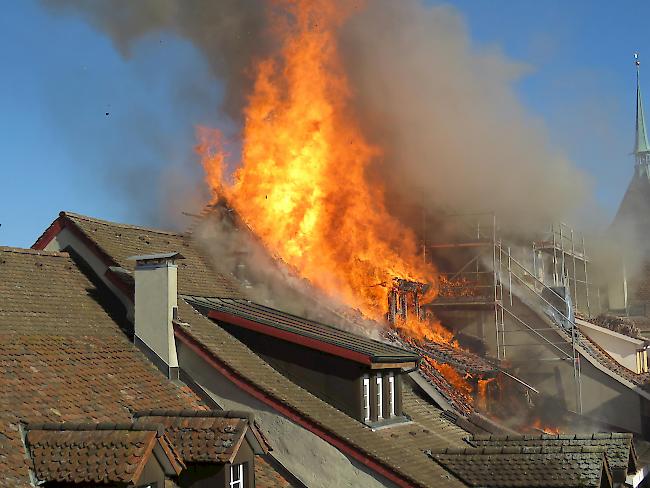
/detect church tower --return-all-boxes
[611,54,650,243]
[634,53,650,178]
[607,54,650,312]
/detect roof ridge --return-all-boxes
[431,445,609,456]
[134,409,253,422]
[61,211,183,237]
[0,246,68,258]
[25,421,165,436]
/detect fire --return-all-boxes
[198,0,438,329]
[530,418,561,435]
[425,358,473,406]
[395,315,455,343]
[477,377,495,411]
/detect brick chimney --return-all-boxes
[128,252,184,379]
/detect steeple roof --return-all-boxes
[635,61,650,155]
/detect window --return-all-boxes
[363,375,370,422]
[637,349,649,374]
[230,463,244,488]
[376,374,383,420]
[388,372,395,417]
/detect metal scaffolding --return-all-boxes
[421,213,585,414]
[532,223,600,317]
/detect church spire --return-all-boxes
[634,53,650,178]
[635,53,650,158]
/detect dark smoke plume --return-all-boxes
[44,0,593,235]
[43,0,267,120]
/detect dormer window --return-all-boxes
[363,375,371,422]
[229,463,244,488]
[637,349,649,374]
[376,374,383,420]
[388,372,395,417]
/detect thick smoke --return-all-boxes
[44,0,612,293]
[44,0,592,234]
[191,203,383,339]
[43,0,267,119]
[340,1,592,234]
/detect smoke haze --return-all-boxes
[43,0,267,120]
[340,0,592,233]
[44,0,594,236]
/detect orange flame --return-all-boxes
[199,0,438,327]
[477,377,495,411]
[530,418,561,435]
[425,358,474,405]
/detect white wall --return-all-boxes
[176,341,398,488]
[576,318,644,372]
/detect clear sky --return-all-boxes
[1,0,649,247]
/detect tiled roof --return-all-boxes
[411,340,497,375]
[183,295,419,364]
[34,213,478,487]
[255,456,298,488]
[35,211,243,298]
[554,323,650,387]
[427,445,610,488]
[0,246,203,486]
[469,433,636,473]
[25,422,183,485]
[133,410,249,463]
[175,299,469,488]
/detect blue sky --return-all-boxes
[0,1,648,247]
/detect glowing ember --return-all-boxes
[425,358,473,406]
[198,0,438,332]
[477,377,495,411]
[530,418,561,435]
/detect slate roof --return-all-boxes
[133,410,250,464]
[25,422,184,485]
[0,247,202,486]
[427,446,611,488]
[183,295,419,364]
[468,433,636,473]
[34,211,243,298]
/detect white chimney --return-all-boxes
[128,252,184,379]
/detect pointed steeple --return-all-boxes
[635,54,650,155]
[634,54,650,177]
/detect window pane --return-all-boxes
[363,377,370,421]
[230,463,244,488]
[376,374,383,420]
[388,373,395,417]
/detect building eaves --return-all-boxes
[174,298,468,488]
[183,295,419,365]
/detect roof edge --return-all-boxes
[173,324,422,488]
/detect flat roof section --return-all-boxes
[182,295,420,367]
